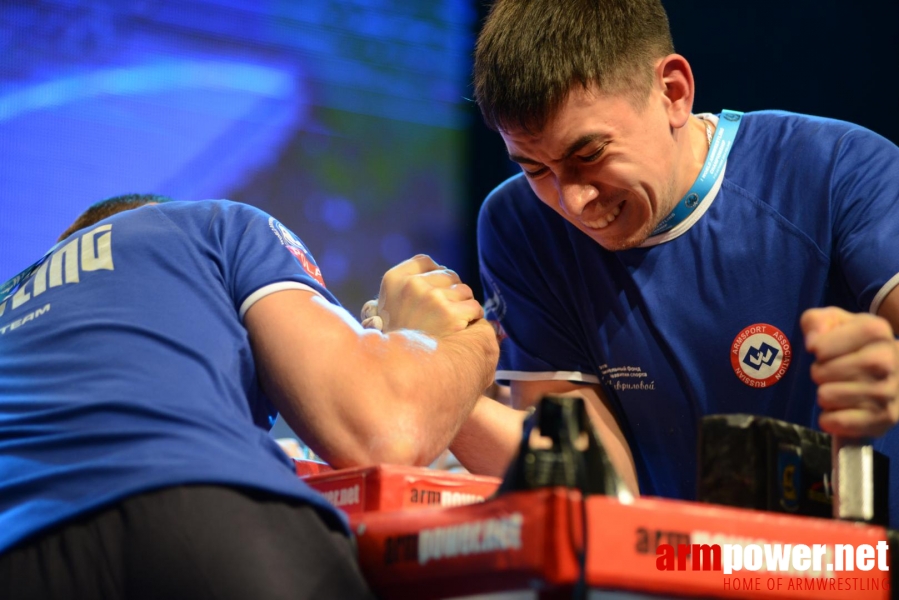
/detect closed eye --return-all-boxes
[577,144,608,163]
[522,165,548,178]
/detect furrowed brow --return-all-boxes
[508,133,609,166]
[508,154,542,165]
[560,134,607,161]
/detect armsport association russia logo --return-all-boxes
[731,323,792,388]
[268,218,326,288]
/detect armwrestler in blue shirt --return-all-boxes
[447,0,899,528]
[0,195,498,599]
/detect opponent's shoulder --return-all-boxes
[151,198,269,224]
[149,199,291,243]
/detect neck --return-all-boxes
[674,115,712,200]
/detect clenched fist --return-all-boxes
[802,306,899,438]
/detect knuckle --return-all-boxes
[408,275,432,294]
[382,268,406,289]
[862,347,893,378]
[416,254,438,269]
[863,316,892,340]
[870,378,891,394]
[873,379,898,405]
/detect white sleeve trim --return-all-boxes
[869,272,899,315]
[239,281,322,320]
[495,370,601,384]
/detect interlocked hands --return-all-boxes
[361,255,484,337]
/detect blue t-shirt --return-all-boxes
[479,111,899,525]
[0,200,345,553]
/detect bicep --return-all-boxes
[243,289,386,465]
[510,379,639,494]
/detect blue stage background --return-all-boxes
[0,0,476,313]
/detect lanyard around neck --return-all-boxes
[650,109,744,236]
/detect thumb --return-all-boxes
[360,299,379,321]
[361,315,384,332]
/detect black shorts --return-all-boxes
[0,485,376,600]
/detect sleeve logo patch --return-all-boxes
[268,218,326,288]
[481,270,508,342]
[731,323,792,388]
[487,318,508,343]
[481,268,507,322]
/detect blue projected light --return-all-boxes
[320,197,357,232]
[0,61,297,123]
[0,60,306,277]
[0,0,476,325]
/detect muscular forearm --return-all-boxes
[363,320,499,466]
[314,254,502,466]
[246,290,498,470]
[449,395,528,476]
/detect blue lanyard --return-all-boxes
[0,244,58,306]
[651,109,744,236]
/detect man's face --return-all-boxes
[500,84,683,251]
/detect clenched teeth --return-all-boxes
[583,205,622,229]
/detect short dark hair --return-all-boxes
[474,0,674,133]
[59,194,172,242]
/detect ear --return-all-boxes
[655,54,695,129]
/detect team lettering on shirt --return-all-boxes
[0,224,114,334]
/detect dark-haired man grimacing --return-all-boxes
[0,195,497,599]
[448,0,899,525]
